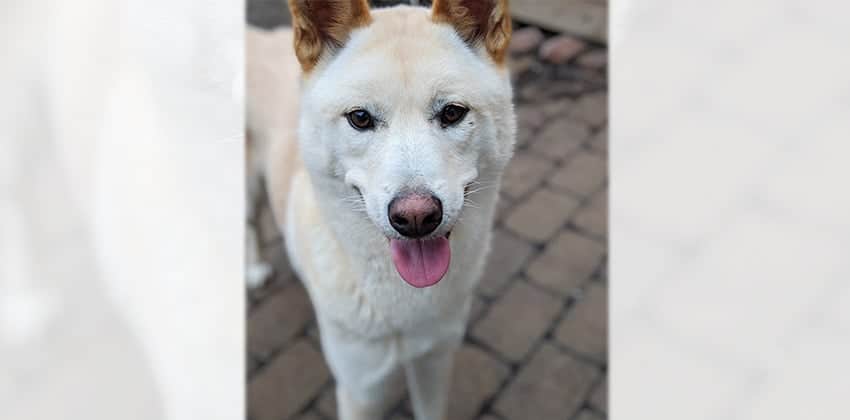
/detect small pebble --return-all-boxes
[538,35,586,64]
[577,49,608,69]
[509,27,545,54]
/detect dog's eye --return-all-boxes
[346,109,374,130]
[438,104,469,127]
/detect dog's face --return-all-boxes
[290,1,515,287]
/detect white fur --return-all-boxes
[248,6,515,419]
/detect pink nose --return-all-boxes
[388,192,443,238]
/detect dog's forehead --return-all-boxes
[355,6,456,54]
[321,7,498,96]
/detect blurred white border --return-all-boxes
[613,0,850,419]
[1,0,243,419]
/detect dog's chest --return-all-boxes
[311,250,475,339]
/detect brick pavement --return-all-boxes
[247,4,608,419]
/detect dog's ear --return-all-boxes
[288,0,372,72]
[431,0,512,65]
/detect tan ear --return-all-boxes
[288,0,372,72]
[431,0,512,65]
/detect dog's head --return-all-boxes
[290,0,515,288]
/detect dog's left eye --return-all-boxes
[347,109,375,130]
[438,104,469,127]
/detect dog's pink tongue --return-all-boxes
[389,237,451,288]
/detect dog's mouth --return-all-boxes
[351,183,461,288]
[384,184,474,289]
[388,231,451,289]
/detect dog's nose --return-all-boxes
[388,192,443,238]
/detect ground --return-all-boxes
[247,2,608,419]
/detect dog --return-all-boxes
[247,1,515,418]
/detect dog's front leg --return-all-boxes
[318,319,405,420]
[404,339,460,420]
[336,375,401,420]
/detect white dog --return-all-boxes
[247,1,515,418]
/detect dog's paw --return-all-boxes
[245,262,272,289]
[245,220,273,289]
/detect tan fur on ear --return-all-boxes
[431,0,512,65]
[289,0,372,72]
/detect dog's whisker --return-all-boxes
[463,199,482,209]
[466,180,497,187]
[340,195,369,215]
[463,184,498,196]
[464,188,493,196]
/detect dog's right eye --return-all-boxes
[346,109,374,131]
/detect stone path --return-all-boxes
[247,3,607,419]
